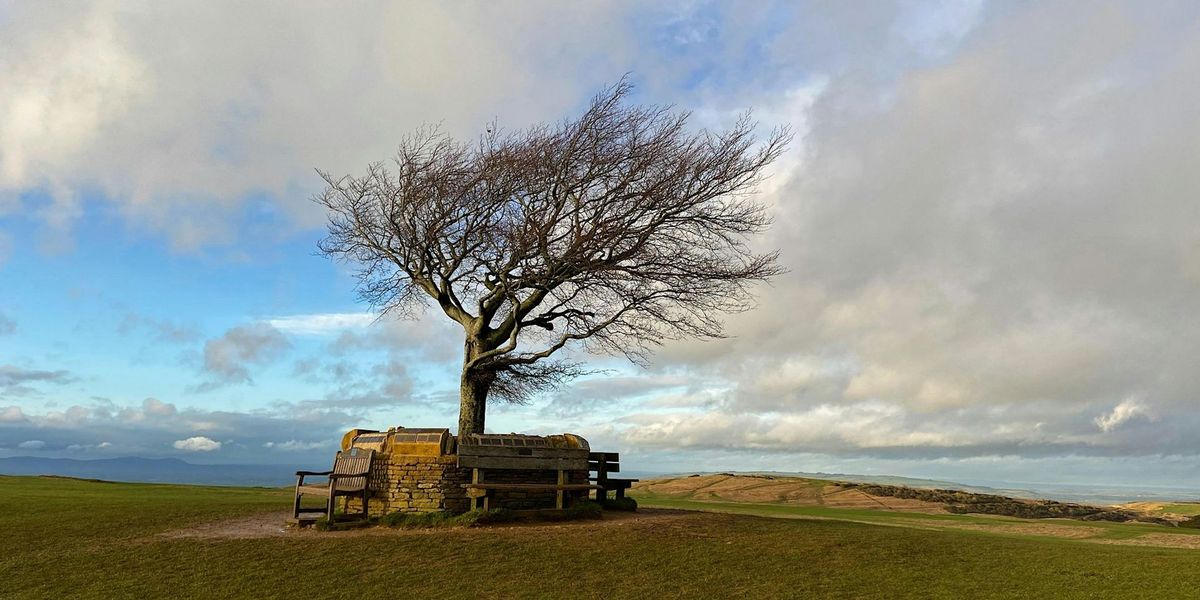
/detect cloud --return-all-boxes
[172,436,221,452]
[0,406,25,422]
[141,397,176,417]
[1096,398,1151,433]
[268,312,375,336]
[0,364,75,395]
[0,1,643,248]
[555,1,1200,462]
[290,354,418,410]
[540,374,703,418]
[196,323,290,389]
[0,314,14,335]
[0,396,360,462]
[117,313,200,344]
[17,440,45,449]
[263,440,329,452]
[66,441,111,452]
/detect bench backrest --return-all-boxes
[588,452,620,475]
[331,448,374,491]
[458,444,588,471]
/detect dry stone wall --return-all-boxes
[345,454,471,516]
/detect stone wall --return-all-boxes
[344,454,471,516]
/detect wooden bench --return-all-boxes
[589,452,638,502]
[292,448,374,522]
[458,438,601,511]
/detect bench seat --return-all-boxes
[465,483,601,492]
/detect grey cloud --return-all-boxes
[0,397,356,462]
[327,317,461,364]
[540,374,706,418]
[0,313,14,335]
[195,323,290,389]
[304,355,418,410]
[0,1,645,248]
[601,2,1200,461]
[0,364,75,396]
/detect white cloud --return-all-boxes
[0,405,25,422]
[66,441,112,452]
[263,440,329,451]
[1096,398,1151,433]
[0,1,640,248]
[172,436,221,452]
[268,313,375,336]
[17,440,46,449]
[0,397,355,462]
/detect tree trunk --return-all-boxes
[457,370,491,437]
[457,333,493,436]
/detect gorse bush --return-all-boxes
[848,483,1144,522]
[1179,516,1200,529]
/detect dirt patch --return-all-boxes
[158,511,297,539]
[634,474,733,497]
[822,486,948,514]
[1094,533,1200,549]
[912,520,1101,539]
[155,508,697,540]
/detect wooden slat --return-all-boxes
[556,469,566,509]
[598,479,636,489]
[587,452,620,461]
[458,445,588,460]
[297,484,332,496]
[457,455,588,471]
[587,461,619,473]
[464,483,602,491]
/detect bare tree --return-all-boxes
[316,80,788,436]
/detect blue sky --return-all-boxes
[4,1,1200,488]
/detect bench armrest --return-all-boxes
[296,470,332,476]
[328,472,369,479]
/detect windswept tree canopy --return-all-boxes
[317,81,788,435]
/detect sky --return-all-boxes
[2,0,1200,488]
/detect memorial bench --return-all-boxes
[458,436,601,511]
[589,452,638,502]
[291,448,374,523]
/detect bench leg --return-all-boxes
[556,470,566,510]
[616,487,626,500]
[327,493,336,522]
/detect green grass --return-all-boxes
[4,475,1200,599]
[631,490,1200,541]
[1159,503,1200,516]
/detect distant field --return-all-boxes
[4,475,1200,599]
[1156,503,1200,516]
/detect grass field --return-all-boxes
[4,475,1200,599]
[1158,503,1200,516]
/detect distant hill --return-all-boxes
[633,473,1188,525]
[0,456,304,486]
[662,470,1200,504]
[744,471,1038,498]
